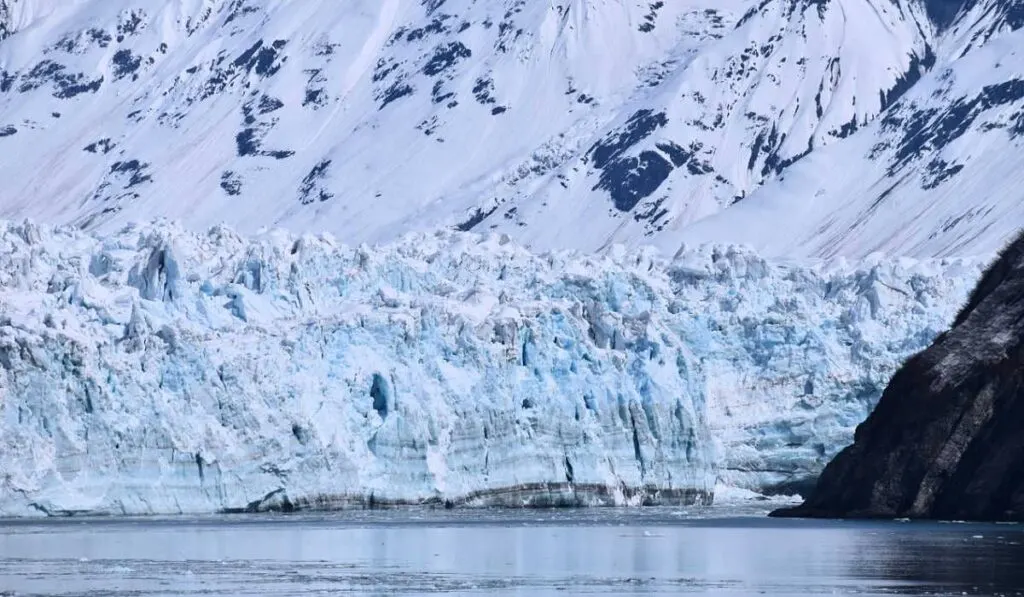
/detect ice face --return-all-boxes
[0,220,980,515]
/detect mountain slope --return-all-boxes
[938,0,1024,57]
[492,0,937,249]
[684,23,1024,258]
[0,0,949,254]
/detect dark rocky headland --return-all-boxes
[773,231,1024,521]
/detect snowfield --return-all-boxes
[0,220,981,516]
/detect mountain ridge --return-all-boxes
[0,218,978,515]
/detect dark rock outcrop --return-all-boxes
[773,230,1024,521]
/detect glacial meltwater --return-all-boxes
[2,507,1023,596]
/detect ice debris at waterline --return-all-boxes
[0,220,981,516]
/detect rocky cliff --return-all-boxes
[773,230,1024,520]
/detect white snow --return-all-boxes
[0,220,981,515]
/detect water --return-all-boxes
[2,507,1024,596]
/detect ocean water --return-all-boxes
[2,506,1023,596]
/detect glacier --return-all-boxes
[0,220,981,516]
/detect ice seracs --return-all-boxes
[0,220,979,515]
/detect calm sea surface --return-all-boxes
[2,505,1023,596]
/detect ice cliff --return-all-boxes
[0,220,980,516]
[774,230,1024,521]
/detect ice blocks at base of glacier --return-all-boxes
[0,220,980,515]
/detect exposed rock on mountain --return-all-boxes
[773,230,1024,520]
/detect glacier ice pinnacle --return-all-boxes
[0,220,980,515]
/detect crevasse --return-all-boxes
[0,220,980,516]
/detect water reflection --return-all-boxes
[1,511,1023,596]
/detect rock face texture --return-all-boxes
[773,231,1024,521]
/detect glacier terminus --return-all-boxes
[0,221,979,515]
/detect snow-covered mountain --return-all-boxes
[687,9,1024,258]
[0,221,977,515]
[0,0,1016,256]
